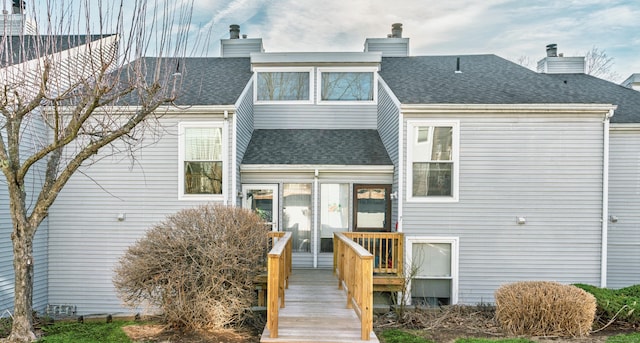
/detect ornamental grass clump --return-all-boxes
[495,281,596,337]
[113,204,269,331]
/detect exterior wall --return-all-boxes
[377,82,401,229]
[47,112,232,315]
[402,112,605,304]
[220,38,264,57]
[364,38,409,57]
[537,57,585,74]
[234,79,255,206]
[607,127,640,288]
[254,103,377,129]
[0,111,49,314]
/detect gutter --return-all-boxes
[601,108,614,288]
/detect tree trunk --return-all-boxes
[7,224,37,343]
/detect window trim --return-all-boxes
[406,120,460,202]
[253,67,314,104]
[178,122,226,201]
[405,236,459,306]
[316,67,378,105]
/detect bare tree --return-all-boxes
[584,46,620,82]
[0,0,193,341]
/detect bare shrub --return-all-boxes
[495,281,596,337]
[113,204,269,331]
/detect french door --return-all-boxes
[242,184,278,231]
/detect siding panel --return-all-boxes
[254,104,377,129]
[377,83,400,227]
[607,129,640,288]
[402,113,605,304]
[48,113,232,314]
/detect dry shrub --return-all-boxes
[495,281,596,337]
[113,204,269,331]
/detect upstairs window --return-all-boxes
[179,123,224,199]
[318,68,377,103]
[254,68,313,103]
[407,120,459,202]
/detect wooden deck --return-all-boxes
[260,269,379,343]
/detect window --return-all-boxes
[179,123,224,199]
[406,237,459,306]
[282,183,312,253]
[407,121,459,202]
[320,184,350,252]
[254,68,313,103]
[318,68,377,103]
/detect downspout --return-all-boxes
[313,169,319,268]
[231,110,238,207]
[223,110,230,206]
[600,108,614,288]
[397,108,404,232]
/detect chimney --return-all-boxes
[363,23,410,57]
[229,24,240,39]
[537,43,585,74]
[12,0,25,14]
[391,23,402,38]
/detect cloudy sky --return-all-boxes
[5,0,639,83]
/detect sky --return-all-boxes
[4,0,640,83]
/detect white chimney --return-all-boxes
[220,24,264,57]
[537,44,585,74]
[364,23,410,57]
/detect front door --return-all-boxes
[242,184,278,231]
[354,184,391,232]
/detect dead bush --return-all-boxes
[113,204,269,331]
[495,281,596,337]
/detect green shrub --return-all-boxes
[495,281,596,337]
[574,284,640,324]
[113,204,269,331]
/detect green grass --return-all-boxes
[37,321,135,343]
[380,329,435,343]
[606,332,640,343]
[455,339,534,343]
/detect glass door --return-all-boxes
[354,184,391,232]
[242,184,278,231]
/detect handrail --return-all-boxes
[266,232,292,338]
[341,232,404,276]
[333,232,374,340]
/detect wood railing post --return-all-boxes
[265,232,292,339]
[361,255,373,340]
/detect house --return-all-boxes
[0,4,118,315]
[2,22,640,315]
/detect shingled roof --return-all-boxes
[242,129,392,165]
[379,55,640,123]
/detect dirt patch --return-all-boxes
[374,305,637,343]
[122,324,260,343]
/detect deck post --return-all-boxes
[267,254,279,338]
[361,255,373,340]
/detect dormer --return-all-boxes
[622,74,640,91]
[250,52,382,105]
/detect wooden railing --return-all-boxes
[333,232,374,340]
[340,232,404,276]
[266,231,292,338]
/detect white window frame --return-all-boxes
[405,236,459,306]
[406,120,460,202]
[316,67,378,105]
[253,67,314,104]
[178,122,226,201]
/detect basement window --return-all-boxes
[406,237,459,307]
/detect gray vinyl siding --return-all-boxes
[377,83,400,228]
[235,80,255,206]
[402,113,605,304]
[254,104,377,129]
[364,38,409,57]
[607,128,640,288]
[0,111,49,313]
[47,113,232,315]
